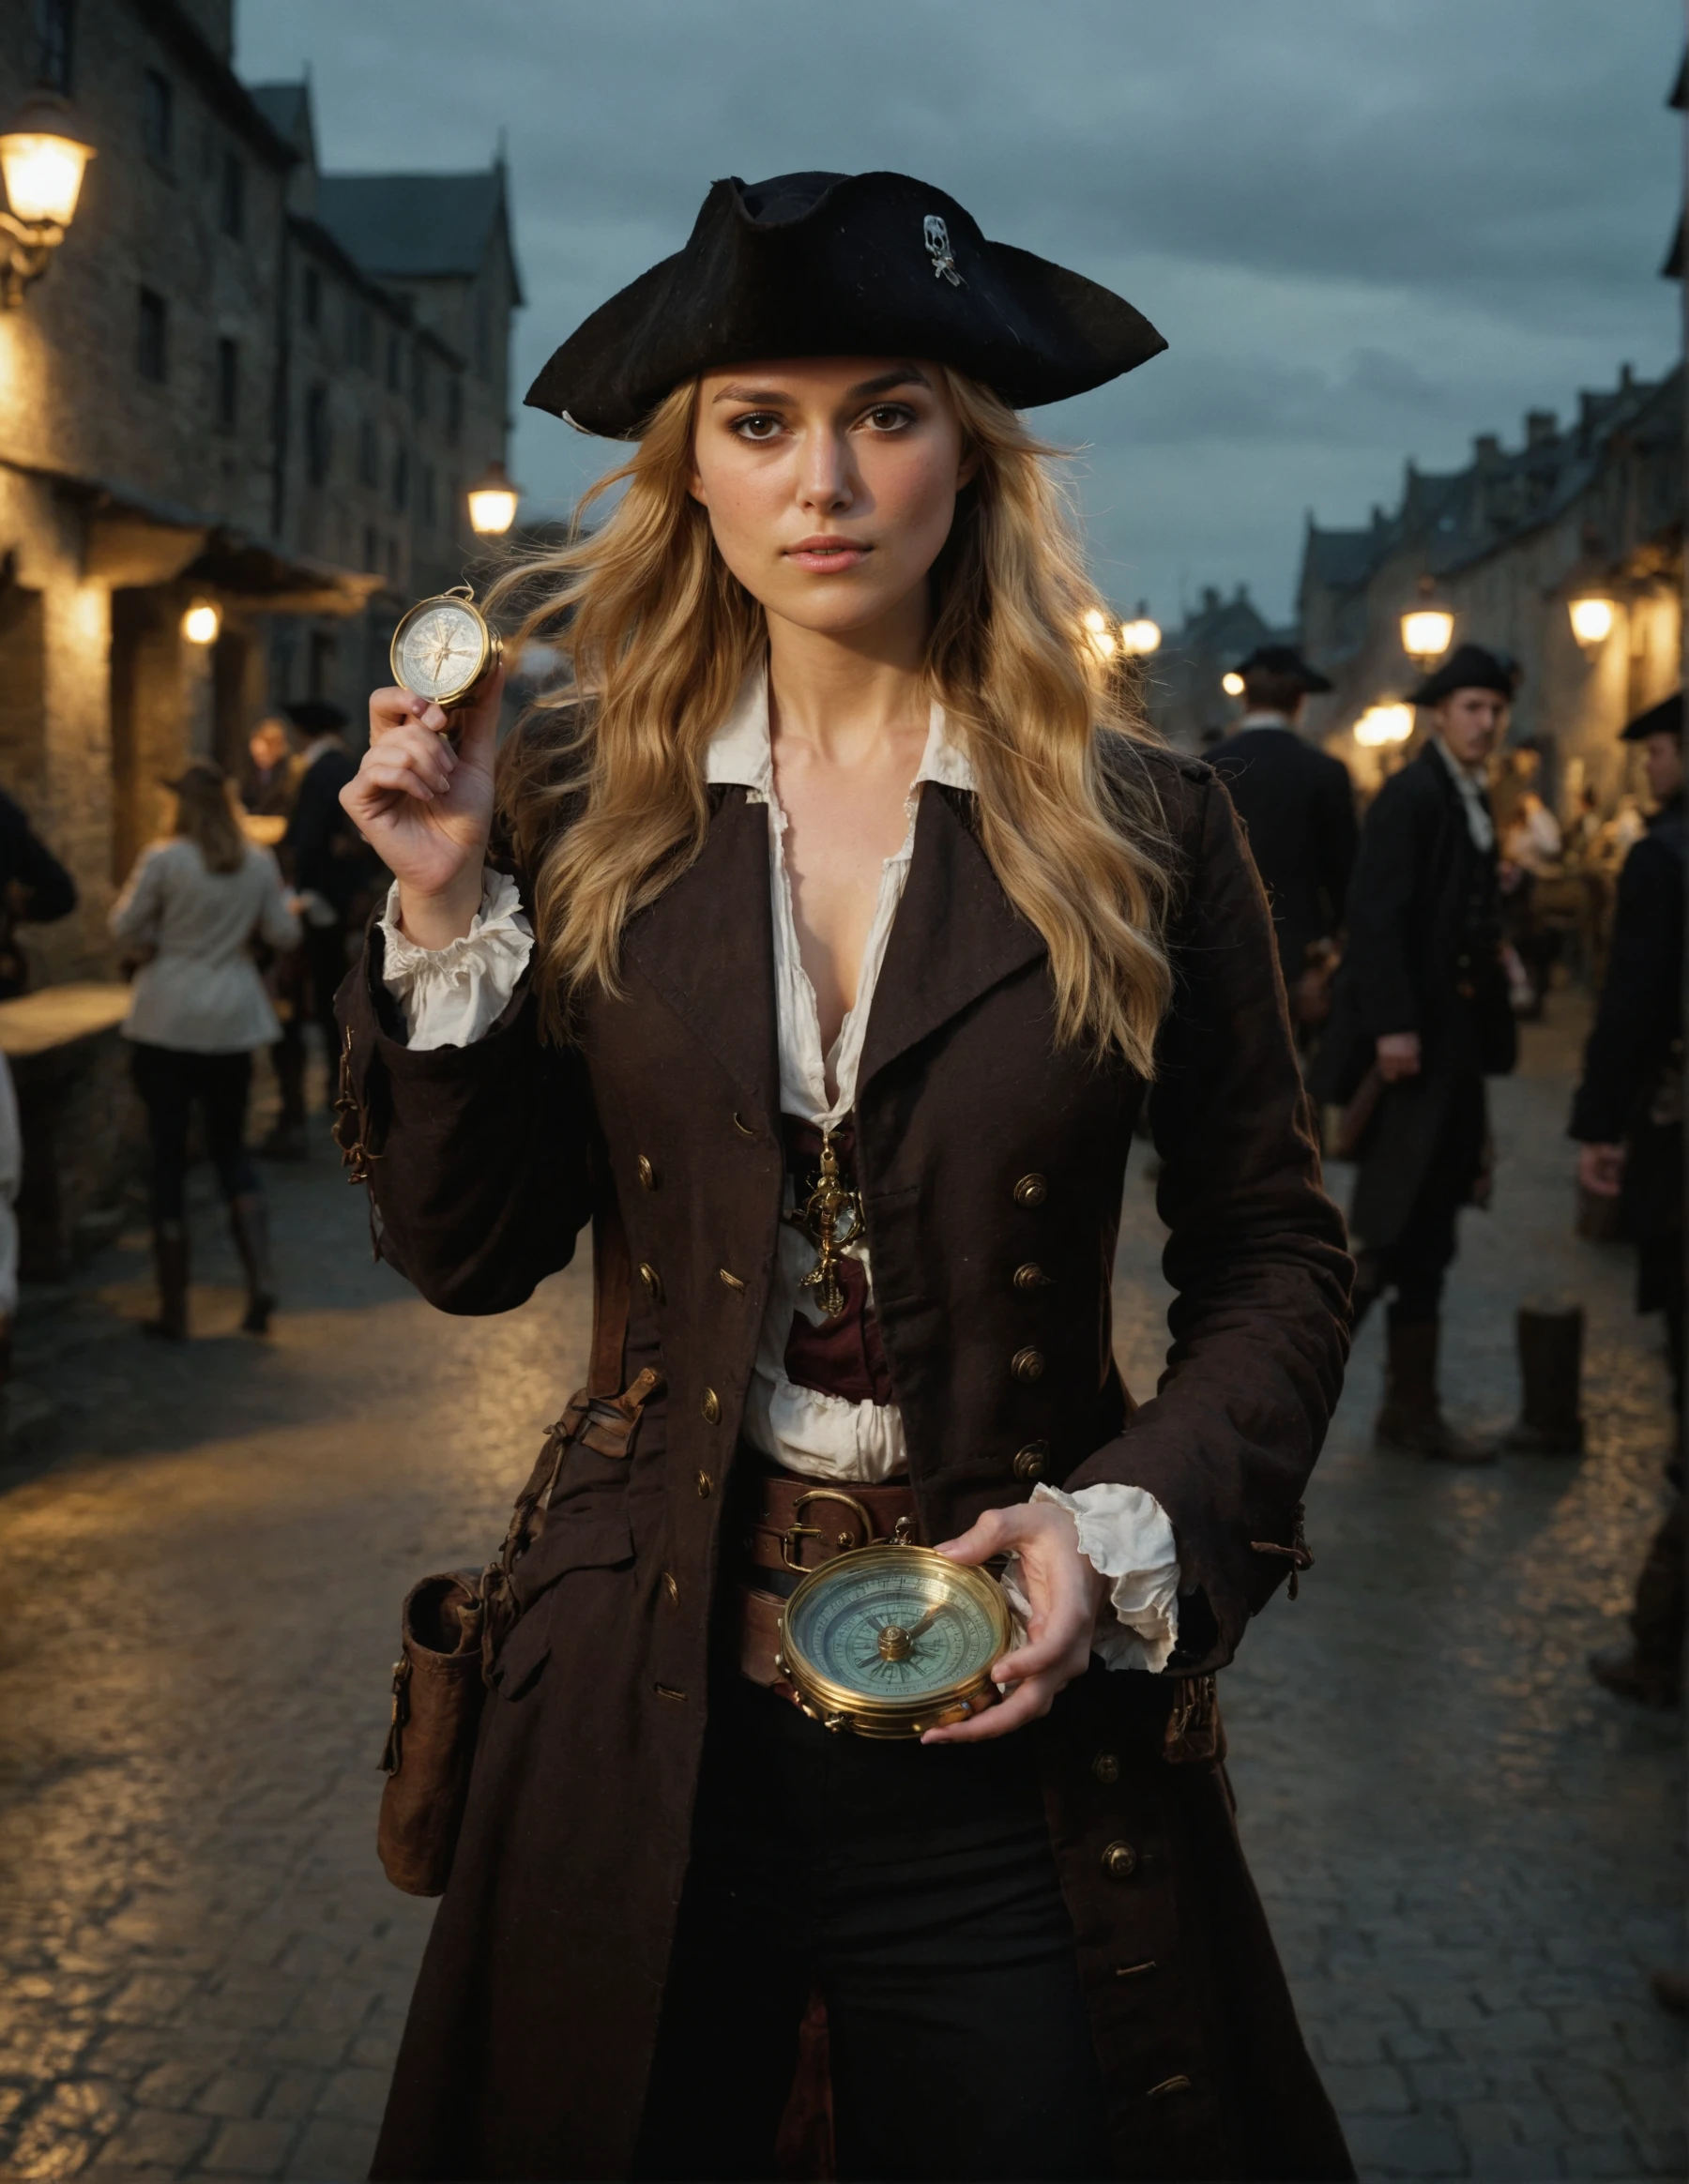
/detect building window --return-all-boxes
[386,536,401,584]
[305,384,331,484]
[421,463,436,528]
[358,417,378,488]
[446,376,463,446]
[474,287,490,378]
[220,151,244,240]
[391,446,409,513]
[302,264,321,330]
[142,69,174,167]
[33,0,74,92]
[363,524,379,573]
[137,287,168,382]
[216,337,238,429]
[411,350,427,418]
[351,304,373,372]
[386,330,402,392]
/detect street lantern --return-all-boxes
[0,93,95,307]
[1118,604,1161,657]
[1354,703,1414,749]
[1221,671,1245,697]
[181,599,221,645]
[1568,596,1615,650]
[1400,606,1453,667]
[466,460,519,537]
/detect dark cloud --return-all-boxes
[236,0,1682,626]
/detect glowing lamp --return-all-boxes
[1568,597,1614,649]
[1401,608,1453,665]
[466,460,519,537]
[1079,607,1116,661]
[1354,703,1414,749]
[1221,672,1245,697]
[0,94,95,307]
[181,600,221,645]
[1118,609,1162,657]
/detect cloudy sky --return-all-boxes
[236,1,1683,633]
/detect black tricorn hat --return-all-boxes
[525,170,1168,438]
[1233,644,1332,693]
[282,698,349,736]
[1408,644,1520,706]
[1619,690,1682,741]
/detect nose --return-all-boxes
[796,424,856,516]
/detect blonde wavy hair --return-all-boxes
[488,369,1174,1071]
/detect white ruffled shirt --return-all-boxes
[379,667,1179,1672]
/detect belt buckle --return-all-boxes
[781,1488,875,1572]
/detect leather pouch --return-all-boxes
[374,1191,659,1897]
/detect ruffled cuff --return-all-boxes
[379,870,535,1052]
[1000,1481,1179,1674]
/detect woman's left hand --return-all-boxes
[921,1499,1105,1745]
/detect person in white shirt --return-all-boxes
[111,763,300,1337]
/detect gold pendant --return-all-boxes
[785,1128,865,1321]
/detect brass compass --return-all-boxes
[389,584,502,713]
[777,1539,1012,1738]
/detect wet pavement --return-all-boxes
[0,1002,1681,2183]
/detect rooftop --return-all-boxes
[315,172,524,300]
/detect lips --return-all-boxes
[784,537,872,571]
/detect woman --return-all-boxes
[337,174,1353,2182]
[112,761,299,1337]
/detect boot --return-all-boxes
[1375,1319,1496,1464]
[1589,1645,1681,1708]
[143,1221,190,1341]
[228,1191,277,1335]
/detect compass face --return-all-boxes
[392,600,487,703]
[783,1549,1007,1707]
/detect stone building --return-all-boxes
[1296,364,1683,801]
[1142,584,1296,751]
[0,0,519,983]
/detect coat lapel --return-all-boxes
[619,786,781,1125]
[860,784,1046,1092]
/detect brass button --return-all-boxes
[695,1470,712,1498]
[1011,1346,1045,1383]
[1012,1173,1048,1207]
[1012,1441,1048,1481]
[701,1388,721,1425]
[637,1155,658,1190]
[1102,1839,1137,1882]
[638,1261,663,1303]
[662,1570,679,1604]
[1012,1262,1051,1292]
[1146,2075,1193,2101]
[718,1267,746,1294]
[732,1112,756,1139]
[1091,1750,1120,1785]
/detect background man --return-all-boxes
[1209,644,1357,1031]
[1314,644,1520,1462]
[1571,690,1683,1708]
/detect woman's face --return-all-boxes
[690,356,975,641]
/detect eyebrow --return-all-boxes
[710,364,933,405]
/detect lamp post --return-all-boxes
[181,600,221,646]
[1567,595,1615,653]
[467,460,520,538]
[1221,671,1245,698]
[1117,604,1161,658]
[1400,602,1453,671]
[0,93,95,308]
[1354,702,1414,749]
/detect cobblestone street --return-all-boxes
[0,1004,1681,2184]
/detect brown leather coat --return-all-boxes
[338,748,1355,2182]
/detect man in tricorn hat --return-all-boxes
[1208,645,1356,1033]
[1313,643,1520,1461]
[1572,690,1683,1706]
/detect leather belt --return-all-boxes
[738,1469,920,1695]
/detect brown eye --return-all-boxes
[732,412,782,441]
[862,403,915,432]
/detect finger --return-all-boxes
[370,686,434,739]
[933,1506,1021,1566]
[361,727,454,793]
[451,663,506,766]
[351,757,440,806]
[990,1623,1088,1684]
[921,1673,1057,1745]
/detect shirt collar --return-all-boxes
[1432,734,1487,792]
[704,660,977,798]
[1239,709,1295,731]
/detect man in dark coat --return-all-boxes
[0,788,76,999]
[1313,643,1519,1462]
[1208,645,1356,1029]
[1572,690,1683,1706]
[265,699,380,1156]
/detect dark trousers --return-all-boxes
[273,921,348,1124]
[129,1043,258,1222]
[634,1676,1111,2184]
[1356,1073,1485,1329]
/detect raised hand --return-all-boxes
[341,668,505,948]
